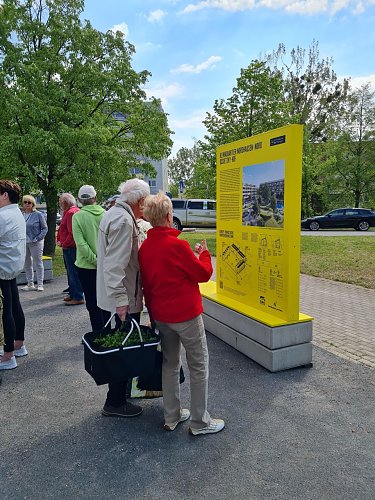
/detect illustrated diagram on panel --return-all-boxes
[221,241,251,284]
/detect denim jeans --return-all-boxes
[62,248,84,301]
[76,267,111,332]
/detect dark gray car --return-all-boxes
[302,208,375,231]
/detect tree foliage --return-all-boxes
[184,158,216,199]
[168,142,215,199]
[202,60,287,168]
[330,84,375,207]
[268,41,351,216]
[194,41,355,217]
[269,41,349,141]
[167,142,201,195]
[0,0,172,253]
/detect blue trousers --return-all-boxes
[76,267,111,333]
[62,248,84,301]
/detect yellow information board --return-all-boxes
[205,125,305,325]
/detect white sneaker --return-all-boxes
[164,409,191,431]
[189,418,225,436]
[37,285,44,291]
[0,356,17,370]
[14,345,28,357]
[21,283,35,291]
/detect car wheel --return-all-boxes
[173,218,182,231]
[309,221,320,231]
[357,220,369,231]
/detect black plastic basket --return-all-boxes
[82,318,160,386]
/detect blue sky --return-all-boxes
[243,160,285,186]
[82,1,375,157]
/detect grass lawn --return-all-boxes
[51,233,375,289]
[179,232,375,289]
[300,236,375,288]
[52,246,66,277]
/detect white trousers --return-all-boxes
[155,314,211,429]
[24,241,44,286]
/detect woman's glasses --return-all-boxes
[23,201,32,204]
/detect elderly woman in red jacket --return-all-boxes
[139,192,224,436]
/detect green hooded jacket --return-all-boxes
[72,204,105,269]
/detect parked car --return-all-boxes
[301,208,375,231]
[171,198,216,230]
[39,209,62,226]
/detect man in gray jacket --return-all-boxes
[97,178,150,417]
[0,180,26,370]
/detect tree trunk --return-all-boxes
[43,188,59,256]
[354,191,361,208]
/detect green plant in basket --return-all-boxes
[94,328,159,349]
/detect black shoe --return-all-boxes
[62,287,69,294]
[102,402,143,418]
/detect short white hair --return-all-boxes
[118,178,150,205]
[60,193,76,206]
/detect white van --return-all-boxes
[171,199,216,230]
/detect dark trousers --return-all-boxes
[0,278,25,353]
[106,312,140,407]
[62,248,84,301]
[76,267,111,332]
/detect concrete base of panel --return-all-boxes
[16,257,53,285]
[202,297,313,372]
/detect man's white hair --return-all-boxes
[118,178,150,205]
[60,193,76,206]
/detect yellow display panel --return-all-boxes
[208,125,305,325]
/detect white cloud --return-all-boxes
[145,83,184,105]
[109,22,129,38]
[170,111,207,129]
[282,1,329,15]
[171,55,222,74]
[147,9,167,22]
[169,109,213,156]
[180,0,375,15]
[352,1,365,13]
[346,74,375,89]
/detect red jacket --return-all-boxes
[138,226,213,323]
[57,206,80,249]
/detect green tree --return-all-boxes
[270,41,349,140]
[258,183,271,205]
[0,0,172,254]
[184,158,216,199]
[168,143,201,195]
[201,60,288,168]
[269,41,350,215]
[331,84,375,207]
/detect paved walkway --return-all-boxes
[1,275,375,499]
[210,257,374,369]
[300,275,375,368]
